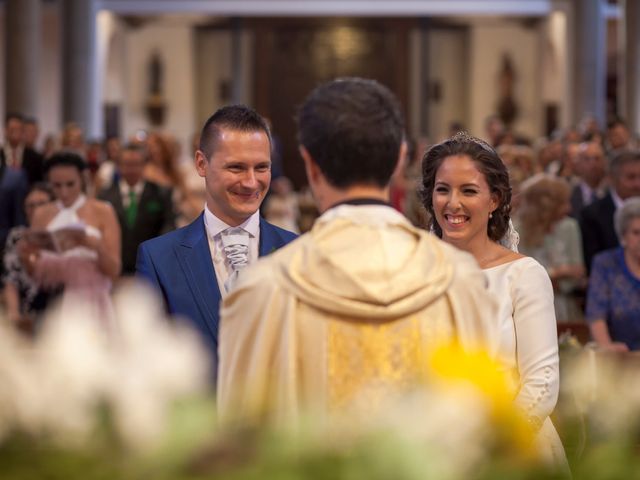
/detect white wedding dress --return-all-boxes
[484,256,568,467]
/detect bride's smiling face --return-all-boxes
[432,154,498,246]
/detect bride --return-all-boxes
[420,132,567,467]
[24,151,121,324]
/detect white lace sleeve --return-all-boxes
[511,259,559,423]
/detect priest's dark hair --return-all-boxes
[297,77,405,189]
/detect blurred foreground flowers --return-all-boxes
[1,299,640,479]
[0,283,211,450]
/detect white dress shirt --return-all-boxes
[3,144,24,168]
[611,188,625,210]
[203,205,260,297]
[578,181,603,206]
[119,179,145,207]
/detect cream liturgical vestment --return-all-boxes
[217,204,500,425]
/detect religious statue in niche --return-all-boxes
[496,53,518,127]
[145,51,166,126]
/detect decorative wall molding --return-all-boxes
[100,0,557,17]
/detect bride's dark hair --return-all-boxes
[419,132,512,242]
[44,151,87,174]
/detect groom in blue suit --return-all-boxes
[136,105,297,366]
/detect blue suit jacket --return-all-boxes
[136,212,297,359]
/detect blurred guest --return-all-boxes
[264,118,284,180]
[484,114,504,147]
[403,136,431,229]
[99,144,175,275]
[497,144,536,207]
[144,131,182,188]
[24,152,121,324]
[85,139,105,194]
[388,137,411,212]
[516,174,586,322]
[144,132,200,225]
[94,136,122,192]
[536,138,563,174]
[0,159,28,275]
[1,113,44,185]
[2,183,55,332]
[42,134,58,159]
[60,122,85,155]
[263,176,299,233]
[496,128,517,147]
[605,118,634,153]
[569,141,607,218]
[586,198,640,351]
[296,186,320,233]
[578,113,601,140]
[179,131,207,217]
[580,150,640,272]
[557,141,580,181]
[583,130,604,144]
[561,126,581,144]
[23,117,40,153]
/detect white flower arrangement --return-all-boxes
[0,282,210,450]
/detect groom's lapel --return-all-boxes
[258,217,280,257]
[175,214,222,340]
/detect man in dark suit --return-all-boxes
[99,144,175,275]
[569,141,607,218]
[0,161,28,282]
[136,105,297,365]
[1,113,44,185]
[580,150,640,271]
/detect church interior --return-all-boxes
[1,1,640,478]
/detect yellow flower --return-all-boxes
[426,343,535,457]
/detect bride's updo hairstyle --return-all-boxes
[43,151,87,175]
[420,132,512,242]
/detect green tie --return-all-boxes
[126,190,138,227]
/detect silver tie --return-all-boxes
[221,227,250,293]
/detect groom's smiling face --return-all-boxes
[195,128,272,227]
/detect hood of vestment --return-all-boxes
[277,204,456,321]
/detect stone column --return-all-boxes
[62,0,99,137]
[623,0,640,135]
[230,17,245,104]
[4,0,40,117]
[573,0,606,127]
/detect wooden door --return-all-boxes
[252,18,411,188]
